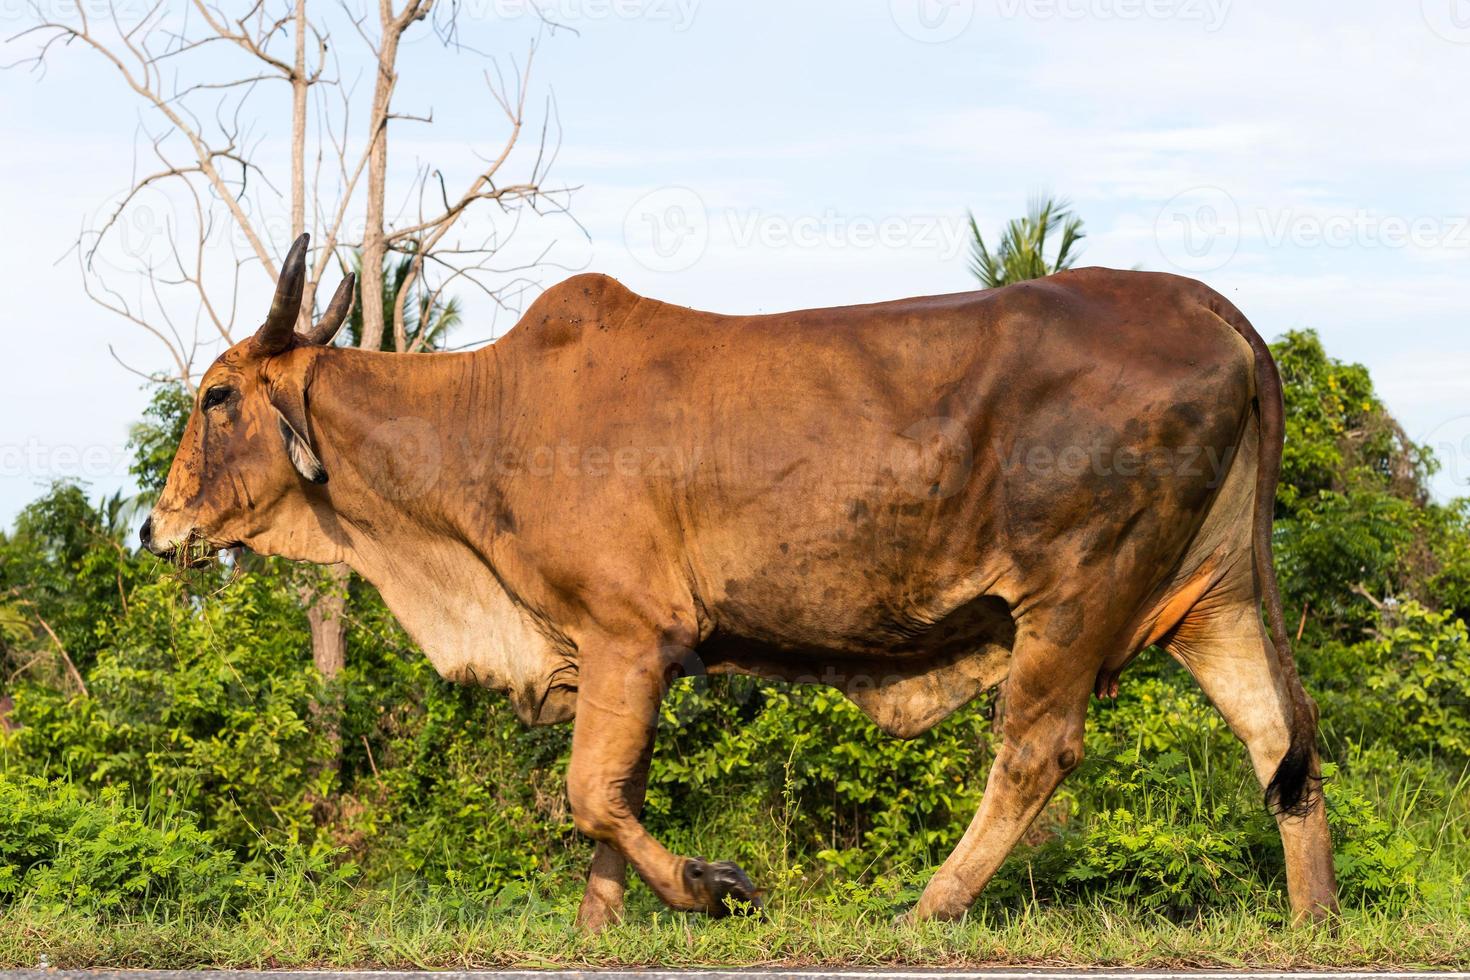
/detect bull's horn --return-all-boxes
[253,233,310,355]
[303,272,356,347]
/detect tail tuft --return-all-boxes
[1264,723,1321,818]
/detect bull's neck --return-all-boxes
[304,343,514,559]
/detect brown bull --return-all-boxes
[144,233,1338,925]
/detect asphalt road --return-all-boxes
[2,972,1467,979]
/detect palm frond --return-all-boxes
[966,194,1087,288]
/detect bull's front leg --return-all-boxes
[567,647,761,922]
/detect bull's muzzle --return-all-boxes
[139,513,218,567]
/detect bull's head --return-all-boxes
[141,234,355,565]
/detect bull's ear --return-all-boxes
[268,383,327,485]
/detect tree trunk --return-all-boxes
[301,563,350,783]
[357,17,403,353]
[305,563,350,679]
[290,0,314,324]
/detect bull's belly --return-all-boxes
[696,590,1016,738]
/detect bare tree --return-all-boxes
[6,0,575,679]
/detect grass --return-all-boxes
[3,886,1469,971]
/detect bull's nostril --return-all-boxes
[139,516,153,550]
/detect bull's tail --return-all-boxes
[1220,302,1320,818]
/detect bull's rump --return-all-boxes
[509,267,1255,666]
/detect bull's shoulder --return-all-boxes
[506,273,646,352]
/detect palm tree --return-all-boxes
[967,195,1086,288]
[340,251,462,352]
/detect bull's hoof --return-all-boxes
[574,895,623,932]
[907,877,972,922]
[683,858,763,917]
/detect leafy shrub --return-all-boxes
[982,665,1280,915]
[0,773,241,916]
[1326,771,1428,909]
[0,773,357,920]
[8,568,334,857]
[1362,602,1470,761]
[647,678,993,878]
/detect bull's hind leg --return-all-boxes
[1166,597,1338,922]
[912,606,1099,920]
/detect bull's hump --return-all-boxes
[509,273,645,351]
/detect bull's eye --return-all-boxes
[202,385,235,411]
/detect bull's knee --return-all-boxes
[568,769,623,841]
[1011,717,1084,775]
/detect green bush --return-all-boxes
[8,570,333,857]
[647,679,992,878]
[1326,770,1428,909]
[0,773,243,916]
[1362,602,1470,761]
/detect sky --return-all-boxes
[1,0,1468,524]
